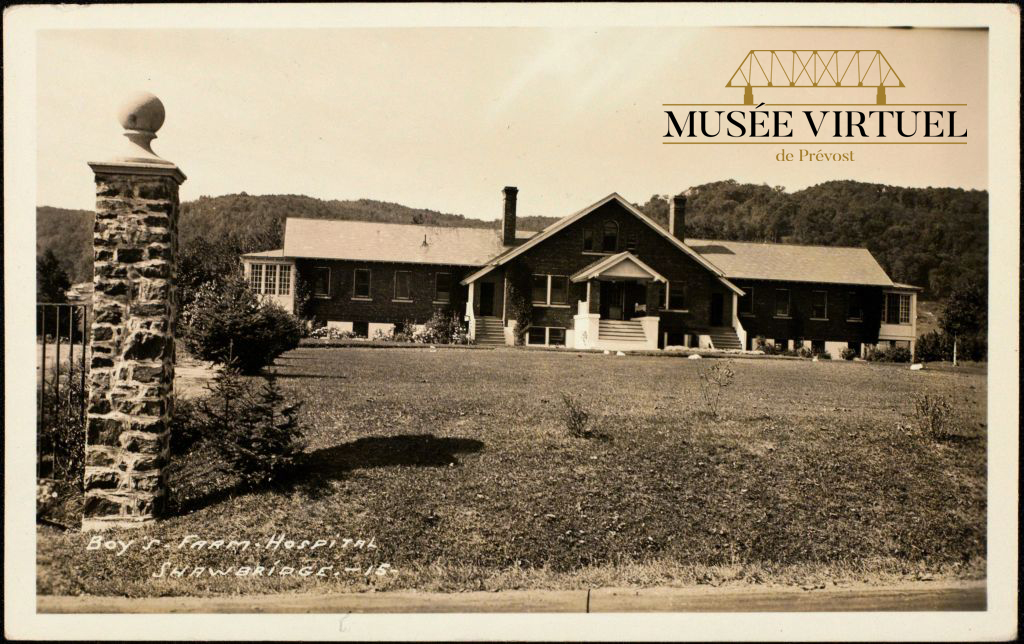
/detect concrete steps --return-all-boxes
[598,319,647,344]
[474,317,506,346]
[708,327,742,350]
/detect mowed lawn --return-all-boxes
[37,348,987,596]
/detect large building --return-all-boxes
[241,188,919,356]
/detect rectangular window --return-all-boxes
[249,264,263,294]
[548,328,566,346]
[353,268,371,299]
[811,290,827,319]
[811,339,826,354]
[527,326,546,345]
[739,287,754,315]
[774,288,790,317]
[394,270,412,301]
[278,265,291,295]
[312,266,330,297]
[352,321,369,338]
[435,272,451,303]
[847,291,862,320]
[625,232,639,252]
[667,283,687,310]
[885,293,911,324]
[550,276,568,305]
[531,274,548,304]
[582,228,594,252]
[264,264,277,296]
[601,222,619,252]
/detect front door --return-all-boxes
[710,292,724,326]
[479,282,494,317]
[600,281,624,320]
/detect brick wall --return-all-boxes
[297,258,472,326]
[733,279,883,347]
[505,200,732,334]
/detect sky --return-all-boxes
[36,27,987,221]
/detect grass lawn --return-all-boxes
[37,348,987,596]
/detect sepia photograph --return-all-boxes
[4,3,1019,641]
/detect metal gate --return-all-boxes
[36,303,89,482]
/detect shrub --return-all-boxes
[169,397,205,456]
[37,367,85,486]
[818,351,832,360]
[373,328,395,341]
[560,392,591,438]
[915,330,987,363]
[418,310,469,345]
[181,276,303,374]
[840,347,857,360]
[308,325,356,340]
[913,393,955,440]
[796,346,813,359]
[866,344,911,363]
[197,366,306,489]
[696,359,735,419]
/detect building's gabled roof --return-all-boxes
[460,193,743,295]
[280,218,534,267]
[686,239,896,287]
[570,251,667,283]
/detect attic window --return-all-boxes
[583,228,595,252]
[601,221,619,252]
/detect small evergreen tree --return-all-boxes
[37,249,70,304]
[198,366,305,489]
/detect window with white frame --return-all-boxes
[435,272,451,303]
[264,264,278,296]
[312,267,331,297]
[774,288,790,317]
[601,221,619,252]
[884,293,911,324]
[249,264,263,293]
[248,262,293,296]
[526,326,566,346]
[391,270,411,301]
[847,291,862,320]
[278,265,291,295]
[739,287,754,315]
[353,268,371,299]
[811,290,828,319]
[531,274,569,306]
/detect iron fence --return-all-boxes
[37,303,88,482]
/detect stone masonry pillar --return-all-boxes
[83,92,186,530]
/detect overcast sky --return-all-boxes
[37,27,987,220]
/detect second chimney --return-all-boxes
[669,194,686,243]
[502,186,518,245]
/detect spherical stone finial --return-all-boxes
[117,91,165,134]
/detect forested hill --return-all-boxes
[635,180,987,298]
[37,181,986,298]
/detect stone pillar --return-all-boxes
[83,92,186,531]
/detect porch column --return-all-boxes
[83,92,186,530]
[588,279,601,315]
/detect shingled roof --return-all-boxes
[280,218,534,267]
[686,239,895,287]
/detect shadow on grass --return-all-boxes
[170,434,484,513]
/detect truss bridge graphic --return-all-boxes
[727,50,904,105]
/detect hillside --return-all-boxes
[37,181,987,298]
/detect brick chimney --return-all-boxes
[669,194,686,243]
[502,186,518,245]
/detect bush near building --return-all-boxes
[181,276,303,374]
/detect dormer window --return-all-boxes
[601,221,619,252]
